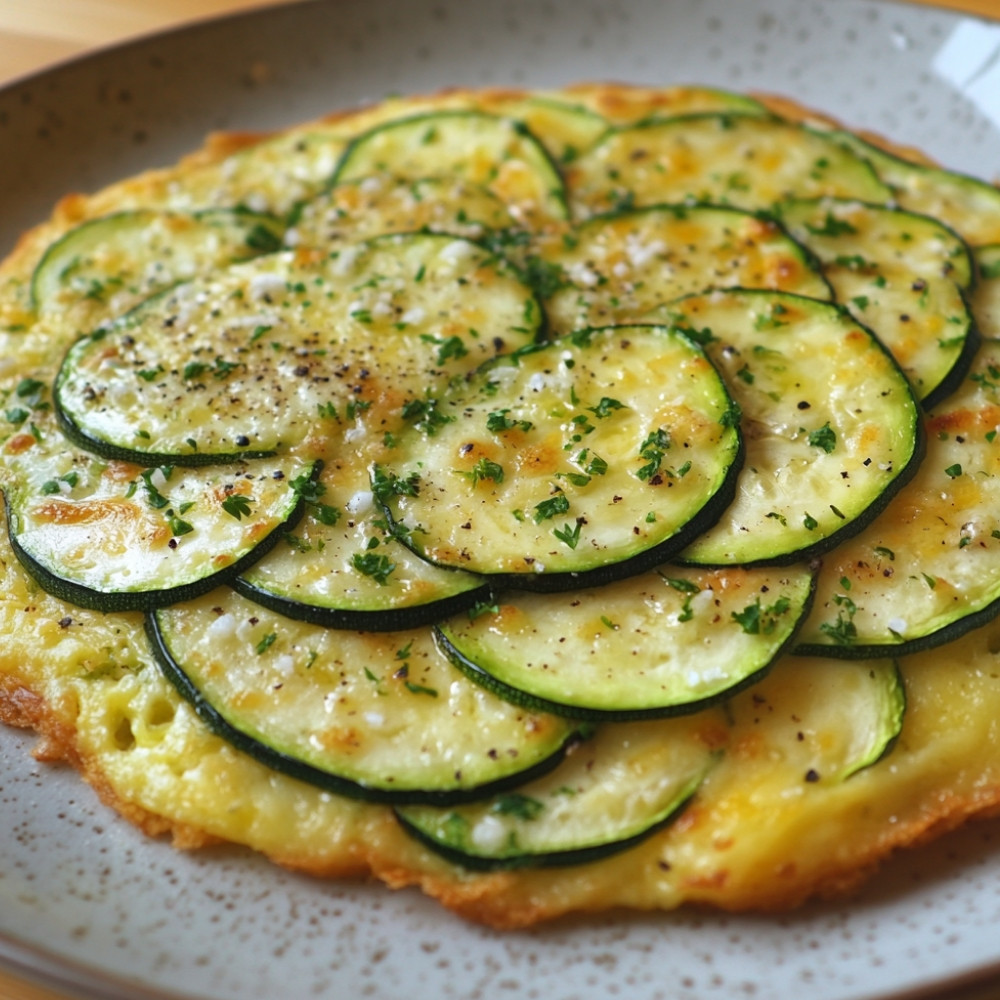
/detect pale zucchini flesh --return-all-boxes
[149,591,580,803]
[161,127,352,218]
[649,290,922,567]
[13,84,997,902]
[2,406,312,611]
[234,455,487,629]
[567,113,891,219]
[472,95,609,165]
[538,204,831,336]
[779,197,978,406]
[30,208,284,335]
[333,110,568,224]
[795,339,1000,657]
[375,324,743,586]
[829,129,1000,247]
[551,83,769,125]
[436,564,815,720]
[396,653,905,870]
[288,176,515,252]
[53,233,541,464]
[395,714,720,869]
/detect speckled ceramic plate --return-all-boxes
[3,2,1000,998]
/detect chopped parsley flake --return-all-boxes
[807,422,837,454]
[533,493,570,523]
[222,493,254,520]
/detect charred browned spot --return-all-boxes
[292,247,326,267]
[212,480,252,503]
[514,443,560,475]
[4,433,37,454]
[33,497,138,526]
[245,521,274,542]
[730,732,768,760]
[681,869,729,890]
[317,727,362,753]
[747,216,780,239]
[105,460,143,483]
[455,440,499,465]
[697,721,731,752]
[766,254,803,288]
[493,604,523,627]
[929,404,1000,437]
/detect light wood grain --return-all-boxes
[0,0,301,86]
[0,0,996,998]
[0,972,72,1000]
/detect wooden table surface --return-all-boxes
[0,0,997,997]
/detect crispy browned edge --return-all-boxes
[2,82,1000,931]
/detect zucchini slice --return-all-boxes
[395,713,720,870]
[567,113,891,219]
[721,655,906,786]
[650,290,922,567]
[779,197,978,407]
[475,95,609,165]
[289,176,514,251]
[436,563,815,720]
[332,110,568,224]
[2,422,313,611]
[54,232,541,465]
[165,127,351,218]
[148,592,581,804]
[374,324,743,589]
[555,83,770,124]
[794,339,1000,658]
[538,204,831,336]
[233,454,487,630]
[828,129,1000,247]
[31,208,284,328]
[975,246,1000,332]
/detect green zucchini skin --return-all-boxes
[332,109,569,223]
[778,197,980,410]
[433,564,817,722]
[656,289,925,568]
[567,112,891,219]
[538,203,832,337]
[230,571,490,632]
[231,457,490,631]
[722,655,906,784]
[483,96,609,164]
[828,128,1000,247]
[373,323,745,591]
[288,176,516,253]
[5,482,306,614]
[394,715,719,870]
[146,596,585,805]
[53,404,278,469]
[793,338,1000,659]
[52,232,543,466]
[393,779,699,872]
[30,207,285,316]
[146,614,581,805]
[2,458,318,613]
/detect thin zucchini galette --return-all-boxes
[3,83,1000,928]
